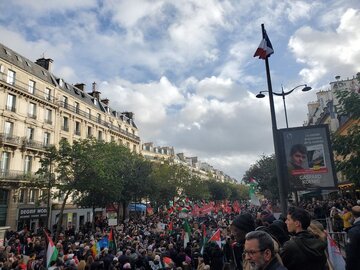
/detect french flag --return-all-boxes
[254,30,274,59]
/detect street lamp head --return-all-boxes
[256,92,266,98]
[301,85,312,92]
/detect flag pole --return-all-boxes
[261,23,288,214]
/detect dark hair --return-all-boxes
[288,206,311,229]
[290,144,307,156]
[245,231,274,255]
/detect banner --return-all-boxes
[280,125,337,191]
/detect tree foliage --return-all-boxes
[333,87,360,186]
[243,154,279,200]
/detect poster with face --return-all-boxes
[280,125,337,191]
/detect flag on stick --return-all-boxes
[249,178,261,206]
[326,232,345,270]
[108,228,116,251]
[208,229,222,248]
[200,224,207,255]
[44,231,58,268]
[183,220,191,248]
[254,28,274,59]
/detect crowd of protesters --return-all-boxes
[0,198,359,270]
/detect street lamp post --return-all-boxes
[256,84,312,206]
[256,84,312,128]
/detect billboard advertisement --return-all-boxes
[280,125,337,191]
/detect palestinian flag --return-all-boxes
[45,231,58,267]
[200,224,207,255]
[108,228,116,251]
[183,220,191,248]
[209,229,221,248]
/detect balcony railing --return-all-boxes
[58,101,140,141]
[0,71,55,103]
[0,169,34,180]
[45,119,53,125]
[27,113,37,119]
[61,125,69,132]
[5,105,16,112]
[74,130,81,136]
[24,139,47,150]
[0,133,22,145]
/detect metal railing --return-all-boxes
[0,169,34,180]
[0,133,22,145]
[0,71,55,103]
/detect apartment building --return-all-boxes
[0,43,140,230]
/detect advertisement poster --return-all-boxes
[280,125,337,191]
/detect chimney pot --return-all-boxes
[35,57,53,71]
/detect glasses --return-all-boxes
[243,249,265,257]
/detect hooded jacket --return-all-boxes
[280,230,326,270]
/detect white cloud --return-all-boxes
[289,8,360,84]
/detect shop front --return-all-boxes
[17,207,47,231]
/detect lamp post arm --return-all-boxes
[273,84,307,97]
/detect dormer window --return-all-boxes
[93,99,97,105]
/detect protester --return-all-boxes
[345,205,360,270]
[244,231,287,270]
[280,206,327,270]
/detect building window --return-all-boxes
[87,108,91,119]
[62,96,68,108]
[126,142,130,148]
[28,80,35,94]
[44,88,51,101]
[6,94,16,112]
[18,189,25,204]
[97,113,101,123]
[62,117,69,131]
[98,130,103,141]
[45,109,52,124]
[0,152,10,175]
[75,121,81,136]
[27,127,34,141]
[43,132,50,146]
[28,102,37,119]
[28,189,36,203]
[75,102,80,113]
[4,121,13,137]
[7,69,15,85]
[87,126,92,138]
[111,136,115,142]
[24,155,32,173]
[133,145,137,152]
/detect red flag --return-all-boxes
[254,29,274,59]
[209,229,221,248]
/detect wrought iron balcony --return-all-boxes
[0,133,22,146]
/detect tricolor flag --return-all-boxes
[254,29,274,60]
[45,231,58,267]
[200,224,207,255]
[249,178,261,206]
[183,220,191,248]
[208,229,221,248]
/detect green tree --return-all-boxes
[243,154,279,200]
[207,179,231,201]
[182,174,210,201]
[332,87,360,186]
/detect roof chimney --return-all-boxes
[123,111,134,120]
[101,98,109,105]
[35,58,53,71]
[89,81,101,100]
[74,83,86,91]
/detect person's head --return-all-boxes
[244,231,275,270]
[286,206,311,233]
[352,205,360,218]
[290,144,307,167]
[231,213,255,242]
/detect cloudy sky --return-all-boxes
[1,0,360,181]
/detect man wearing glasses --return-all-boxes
[244,231,287,270]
